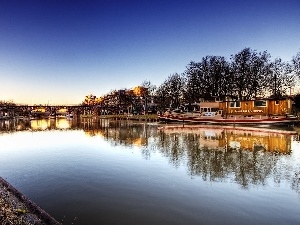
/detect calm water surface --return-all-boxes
[0,118,300,225]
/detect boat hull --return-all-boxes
[158,114,298,125]
[158,124,298,135]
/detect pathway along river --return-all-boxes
[0,118,300,225]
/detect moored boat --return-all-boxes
[158,97,299,125]
[158,124,298,135]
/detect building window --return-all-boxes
[275,100,279,105]
[254,100,267,107]
[229,101,241,108]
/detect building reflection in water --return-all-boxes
[157,124,298,190]
[75,119,299,192]
[159,125,294,154]
[0,118,299,193]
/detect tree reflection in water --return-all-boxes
[162,126,300,196]
[1,118,299,195]
[72,120,300,195]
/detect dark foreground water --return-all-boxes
[0,118,300,225]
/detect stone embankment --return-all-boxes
[0,177,60,225]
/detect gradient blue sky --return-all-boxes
[1,0,300,104]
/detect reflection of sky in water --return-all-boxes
[229,141,241,148]
[0,130,110,153]
[0,124,300,225]
[291,141,300,162]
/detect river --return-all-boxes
[0,118,300,225]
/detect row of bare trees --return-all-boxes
[155,48,300,110]
[87,48,300,113]
[0,100,16,106]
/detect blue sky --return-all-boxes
[0,0,299,104]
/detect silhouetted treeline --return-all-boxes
[84,48,300,113]
[156,48,300,109]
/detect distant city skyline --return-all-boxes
[1,0,300,104]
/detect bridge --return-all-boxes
[0,104,103,119]
[0,103,138,119]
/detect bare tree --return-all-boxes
[184,61,202,103]
[269,58,295,97]
[292,51,300,78]
[230,48,272,100]
[156,73,185,110]
[156,81,169,111]
[204,56,231,97]
[165,73,185,109]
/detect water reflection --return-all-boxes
[1,118,299,195]
[159,125,295,154]
[69,119,300,195]
[78,118,151,147]
[157,125,300,194]
[0,118,76,132]
[79,120,299,194]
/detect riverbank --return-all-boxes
[0,177,60,225]
[83,114,159,122]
